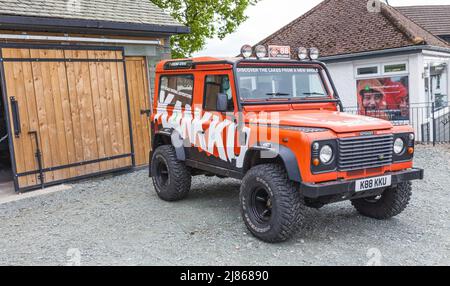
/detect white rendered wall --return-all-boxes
[326,61,357,108]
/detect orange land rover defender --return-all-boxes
[149,45,424,243]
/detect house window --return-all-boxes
[354,61,410,122]
[384,63,407,74]
[357,66,379,76]
[424,62,448,110]
[356,62,408,77]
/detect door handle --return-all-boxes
[10,97,21,137]
[29,130,45,189]
[140,109,151,117]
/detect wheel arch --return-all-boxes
[243,144,302,183]
[152,129,186,161]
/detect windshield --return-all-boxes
[236,66,331,102]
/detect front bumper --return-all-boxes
[301,168,424,199]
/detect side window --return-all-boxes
[158,75,194,107]
[204,75,234,111]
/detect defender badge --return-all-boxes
[360,131,375,136]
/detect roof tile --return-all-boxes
[257,0,449,58]
[396,5,450,36]
[0,0,182,27]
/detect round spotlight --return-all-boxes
[241,45,253,58]
[255,45,267,59]
[394,138,405,155]
[297,47,308,60]
[309,47,320,60]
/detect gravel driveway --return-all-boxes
[0,145,449,266]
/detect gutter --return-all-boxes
[0,34,162,45]
[0,15,190,37]
[319,45,450,63]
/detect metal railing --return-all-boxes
[344,102,450,145]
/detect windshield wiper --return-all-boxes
[266,92,291,97]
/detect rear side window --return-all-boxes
[158,75,194,107]
[203,75,234,112]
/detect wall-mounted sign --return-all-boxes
[357,76,410,121]
[268,45,291,59]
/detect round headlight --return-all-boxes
[319,145,333,164]
[297,47,308,60]
[309,47,320,60]
[241,45,253,58]
[255,45,267,59]
[394,138,405,154]
[409,133,415,141]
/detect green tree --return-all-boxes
[151,0,259,58]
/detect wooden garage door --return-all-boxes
[1,47,133,191]
[125,57,151,166]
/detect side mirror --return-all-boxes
[216,93,228,112]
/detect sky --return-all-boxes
[194,0,450,57]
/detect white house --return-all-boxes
[257,0,450,142]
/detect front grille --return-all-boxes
[338,135,393,171]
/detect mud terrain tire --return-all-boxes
[351,182,412,220]
[151,145,191,201]
[240,164,306,243]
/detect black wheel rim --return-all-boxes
[249,186,273,224]
[155,157,169,188]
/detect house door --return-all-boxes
[0,47,134,192]
[125,57,152,166]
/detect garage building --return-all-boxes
[0,0,189,192]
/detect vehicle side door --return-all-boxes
[191,71,239,170]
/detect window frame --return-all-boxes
[202,74,236,112]
[158,74,195,107]
[382,62,408,76]
[355,64,380,78]
[355,62,409,79]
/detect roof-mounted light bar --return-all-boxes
[240,45,320,61]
